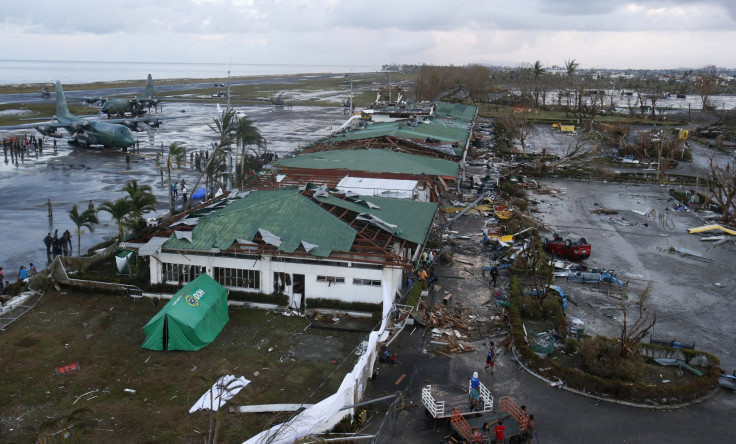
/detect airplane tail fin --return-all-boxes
[55,81,72,119]
[144,74,153,98]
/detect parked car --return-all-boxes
[543,233,591,260]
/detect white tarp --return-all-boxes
[243,276,391,444]
[190,375,250,413]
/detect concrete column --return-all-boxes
[261,256,272,294]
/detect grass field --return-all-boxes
[0,289,364,443]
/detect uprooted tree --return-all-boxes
[705,154,736,223]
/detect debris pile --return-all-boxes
[419,302,497,356]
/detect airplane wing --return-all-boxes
[104,113,186,132]
[33,117,95,139]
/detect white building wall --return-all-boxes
[149,251,406,306]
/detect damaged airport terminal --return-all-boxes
[1,70,736,443]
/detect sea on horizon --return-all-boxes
[0,59,381,85]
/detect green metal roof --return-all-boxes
[313,193,438,245]
[433,102,478,121]
[323,118,469,145]
[310,102,475,158]
[163,188,356,257]
[272,149,459,177]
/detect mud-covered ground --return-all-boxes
[531,180,736,370]
[0,102,348,271]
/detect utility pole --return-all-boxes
[227,60,232,111]
[345,71,354,114]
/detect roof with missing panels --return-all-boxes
[309,102,477,157]
[313,192,437,245]
[162,188,356,257]
[321,118,470,147]
[433,102,478,121]
[160,188,438,256]
[271,149,459,177]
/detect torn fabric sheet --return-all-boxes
[189,375,250,413]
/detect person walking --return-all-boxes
[525,414,536,444]
[486,342,496,374]
[493,420,506,444]
[44,232,53,255]
[490,266,499,287]
[18,265,27,281]
[63,230,73,254]
[470,371,480,391]
[407,269,417,289]
[47,198,53,219]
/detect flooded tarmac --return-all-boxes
[0,102,348,271]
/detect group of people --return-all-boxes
[2,134,55,165]
[407,249,439,291]
[44,229,73,258]
[469,364,537,444]
[0,263,38,293]
[171,179,188,202]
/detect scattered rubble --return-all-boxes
[417,302,500,355]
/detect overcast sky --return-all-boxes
[3,0,735,70]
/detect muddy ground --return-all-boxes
[0,290,365,443]
[530,179,736,370]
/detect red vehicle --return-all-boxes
[543,233,591,260]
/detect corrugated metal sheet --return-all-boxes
[433,102,478,121]
[314,193,437,245]
[317,114,472,158]
[273,149,458,177]
[163,188,356,257]
[138,236,171,256]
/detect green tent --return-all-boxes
[142,274,229,351]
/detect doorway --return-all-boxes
[292,274,305,311]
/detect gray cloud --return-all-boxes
[1,1,734,68]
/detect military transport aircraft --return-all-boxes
[86,74,160,117]
[34,82,146,149]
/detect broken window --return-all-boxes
[316,275,345,286]
[214,267,261,290]
[352,278,381,287]
[163,263,206,284]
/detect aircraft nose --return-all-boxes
[122,131,135,147]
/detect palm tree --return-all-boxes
[531,60,545,106]
[235,116,267,188]
[564,59,579,77]
[98,198,132,241]
[68,204,99,256]
[188,109,237,208]
[166,142,187,212]
[122,179,157,228]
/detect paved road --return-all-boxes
[363,267,736,444]
[0,73,347,106]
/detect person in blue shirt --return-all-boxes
[470,371,480,391]
[18,265,27,281]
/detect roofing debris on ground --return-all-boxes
[416,302,500,356]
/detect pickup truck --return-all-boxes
[543,233,591,260]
